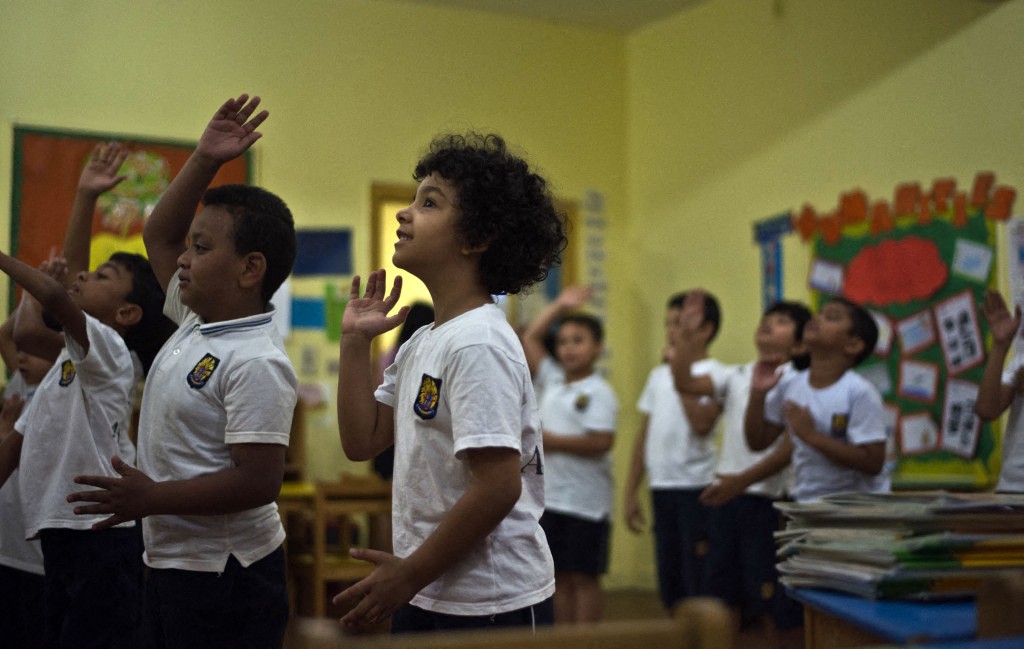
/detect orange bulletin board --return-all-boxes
[10,126,250,306]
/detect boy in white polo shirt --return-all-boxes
[522,285,618,624]
[69,94,298,649]
[334,132,564,634]
[623,290,726,611]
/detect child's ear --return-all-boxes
[115,303,143,329]
[460,241,490,256]
[238,252,267,290]
[844,335,866,360]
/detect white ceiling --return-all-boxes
[410,0,705,33]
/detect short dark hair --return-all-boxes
[108,252,176,375]
[666,290,721,342]
[559,313,604,344]
[202,184,296,304]
[831,297,879,366]
[765,300,812,370]
[413,133,567,296]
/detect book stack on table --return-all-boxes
[775,492,1024,600]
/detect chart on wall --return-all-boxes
[794,173,1016,489]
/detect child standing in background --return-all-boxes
[671,291,810,638]
[745,297,888,502]
[523,285,618,624]
[975,289,1024,492]
[335,132,565,633]
[69,95,298,649]
[0,313,52,649]
[623,290,725,611]
[0,141,172,649]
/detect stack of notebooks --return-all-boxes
[775,492,1024,600]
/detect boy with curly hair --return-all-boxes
[336,133,566,633]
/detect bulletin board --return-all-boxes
[10,126,250,307]
[786,174,1017,490]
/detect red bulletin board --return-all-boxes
[10,126,250,305]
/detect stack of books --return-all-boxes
[775,492,1024,599]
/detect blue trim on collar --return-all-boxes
[197,312,275,336]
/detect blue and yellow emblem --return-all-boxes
[187,353,220,390]
[58,360,76,387]
[413,374,442,420]
[574,393,590,412]
[830,413,849,440]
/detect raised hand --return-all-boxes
[68,455,155,530]
[78,142,129,197]
[555,285,593,310]
[39,253,68,285]
[751,354,786,393]
[981,289,1022,348]
[195,94,269,164]
[341,270,410,341]
[679,289,706,334]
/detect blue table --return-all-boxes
[791,588,977,645]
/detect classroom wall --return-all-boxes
[612,0,1024,587]
[3,0,1022,592]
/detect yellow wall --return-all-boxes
[4,0,1024,592]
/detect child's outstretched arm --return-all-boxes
[334,446,522,631]
[143,94,268,293]
[670,289,715,397]
[64,142,129,278]
[521,284,592,377]
[700,433,792,507]
[337,270,408,461]
[744,356,786,450]
[976,289,1021,420]
[0,252,88,353]
[11,257,68,362]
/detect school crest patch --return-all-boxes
[187,353,220,390]
[413,373,442,420]
[574,393,590,412]
[830,413,849,440]
[58,360,76,387]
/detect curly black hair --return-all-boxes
[202,184,296,304]
[413,133,567,296]
[107,252,177,375]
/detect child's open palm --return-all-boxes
[751,355,785,393]
[196,94,269,163]
[342,270,411,341]
[982,289,1022,348]
[78,142,129,196]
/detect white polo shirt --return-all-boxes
[16,315,137,538]
[0,375,42,573]
[998,354,1024,492]
[637,361,728,490]
[138,270,297,572]
[375,303,555,616]
[536,359,618,521]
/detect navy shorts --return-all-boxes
[143,545,288,649]
[706,493,779,625]
[540,509,610,575]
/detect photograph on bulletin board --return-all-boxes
[802,176,1015,490]
[10,126,251,307]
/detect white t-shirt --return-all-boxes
[0,375,42,574]
[765,368,889,502]
[375,303,555,616]
[710,361,790,499]
[16,315,137,538]
[536,359,618,521]
[636,361,727,489]
[997,354,1024,492]
[138,270,297,572]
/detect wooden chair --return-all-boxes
[284,597,733,649]
[287,474,392,617]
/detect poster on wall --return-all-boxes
[11,126,250,307]
[797,174,1016,489]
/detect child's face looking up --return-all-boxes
[755,312,799,357]
[803,301,856,350]
[67,260,135,328]
[393,173,464,277]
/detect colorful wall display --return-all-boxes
[795,173,1016,489]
